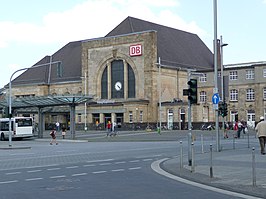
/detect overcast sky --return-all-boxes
[1,0,266,88]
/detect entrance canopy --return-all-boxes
[0,95,93,109]
[0,95,93,139]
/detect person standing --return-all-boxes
[106,121,111,136]
[237,120,243,138]
[61,125,66,139]
[255,116,266,155]
[56,121,60,132]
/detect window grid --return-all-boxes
[246,69,254,79]
[246,88,255,101]
[264,88,266,100]
[229,71,238,80]
[230,89,238,101]
[199,74,207,82]
[199,91,207,103]
[263,69,266,77]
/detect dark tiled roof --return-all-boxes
[10,16,213,87]
[106,16,214,70]
[11,41,82,86]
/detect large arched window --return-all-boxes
[101,59,136,99]
[128,63,135,98]
[101,67,108,99]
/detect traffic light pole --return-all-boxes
[187,71,192,166]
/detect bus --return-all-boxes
[0,117,33,141]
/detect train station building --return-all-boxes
[1,16,215,131]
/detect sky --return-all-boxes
[1,0,266,88]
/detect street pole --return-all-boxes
[187,71,192,166]
[84,71,87,131]
[220,35,228,140]
[8,61,61,147]
[158,57,162,134]
[213,0,220,152]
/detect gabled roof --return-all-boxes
[106,16,214,70]
[11,41,82,86]
[10,16,213,88]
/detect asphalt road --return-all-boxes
[0,131,258,199]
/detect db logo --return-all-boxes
[129,44,142,56]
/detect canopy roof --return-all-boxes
[0,95,93,109]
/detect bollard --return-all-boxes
[247,131,250,148]
[210,144,213,178]
[191,142,195,173]
[180,141,183,170]
[201,134,204,153]
[233,135,235,150]
[252,147,256,186]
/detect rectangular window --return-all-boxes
[139,111,143,123]
[56,62,63,77]
[264,88,266,100]
[229,71,238,80]
[199,91,206,103]
[78,114,82,123]
[263,69,266,77]
[230,89,238,101]
[246,88,255,101]
[246,69,254,79]
[199,74,207,82]
[129,111,133,123]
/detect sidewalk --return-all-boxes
[161,138,266,198]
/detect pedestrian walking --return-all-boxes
[50,128,58,145]
[106,121,111,136]
[61,125,66,139]
[255,116,266,155]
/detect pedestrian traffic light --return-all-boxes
[187,79,197,104]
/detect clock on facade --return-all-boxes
[115,81,122,91]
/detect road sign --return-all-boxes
[212,93,220,104]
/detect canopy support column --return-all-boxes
[70,104,76,139]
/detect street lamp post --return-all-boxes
[8,61,61,147]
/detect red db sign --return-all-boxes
[129,44,142,56]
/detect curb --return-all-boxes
[0,146,31,150]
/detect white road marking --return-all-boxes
[115,161,126,164]
[151,158,262,199]
[111,169,125,172]
[92,171,107,174]
[130,160,140,163]
[142,158,153,162]
[50,175,66,179]
[0,180,18,184]
[66,166,79,169]
[25,178,43,181]
[83,164,96,167]
[47,168,61,171]
[6,172,21,175]
[99,163,112,166]
[129,167,141,170]
[27,170,42,173]
[72,173,87,177]
[86,159,114,163]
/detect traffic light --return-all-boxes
[187,79,197,104]
[218,102,228,117]
[223,102,228,117]
[218,102,223,116]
